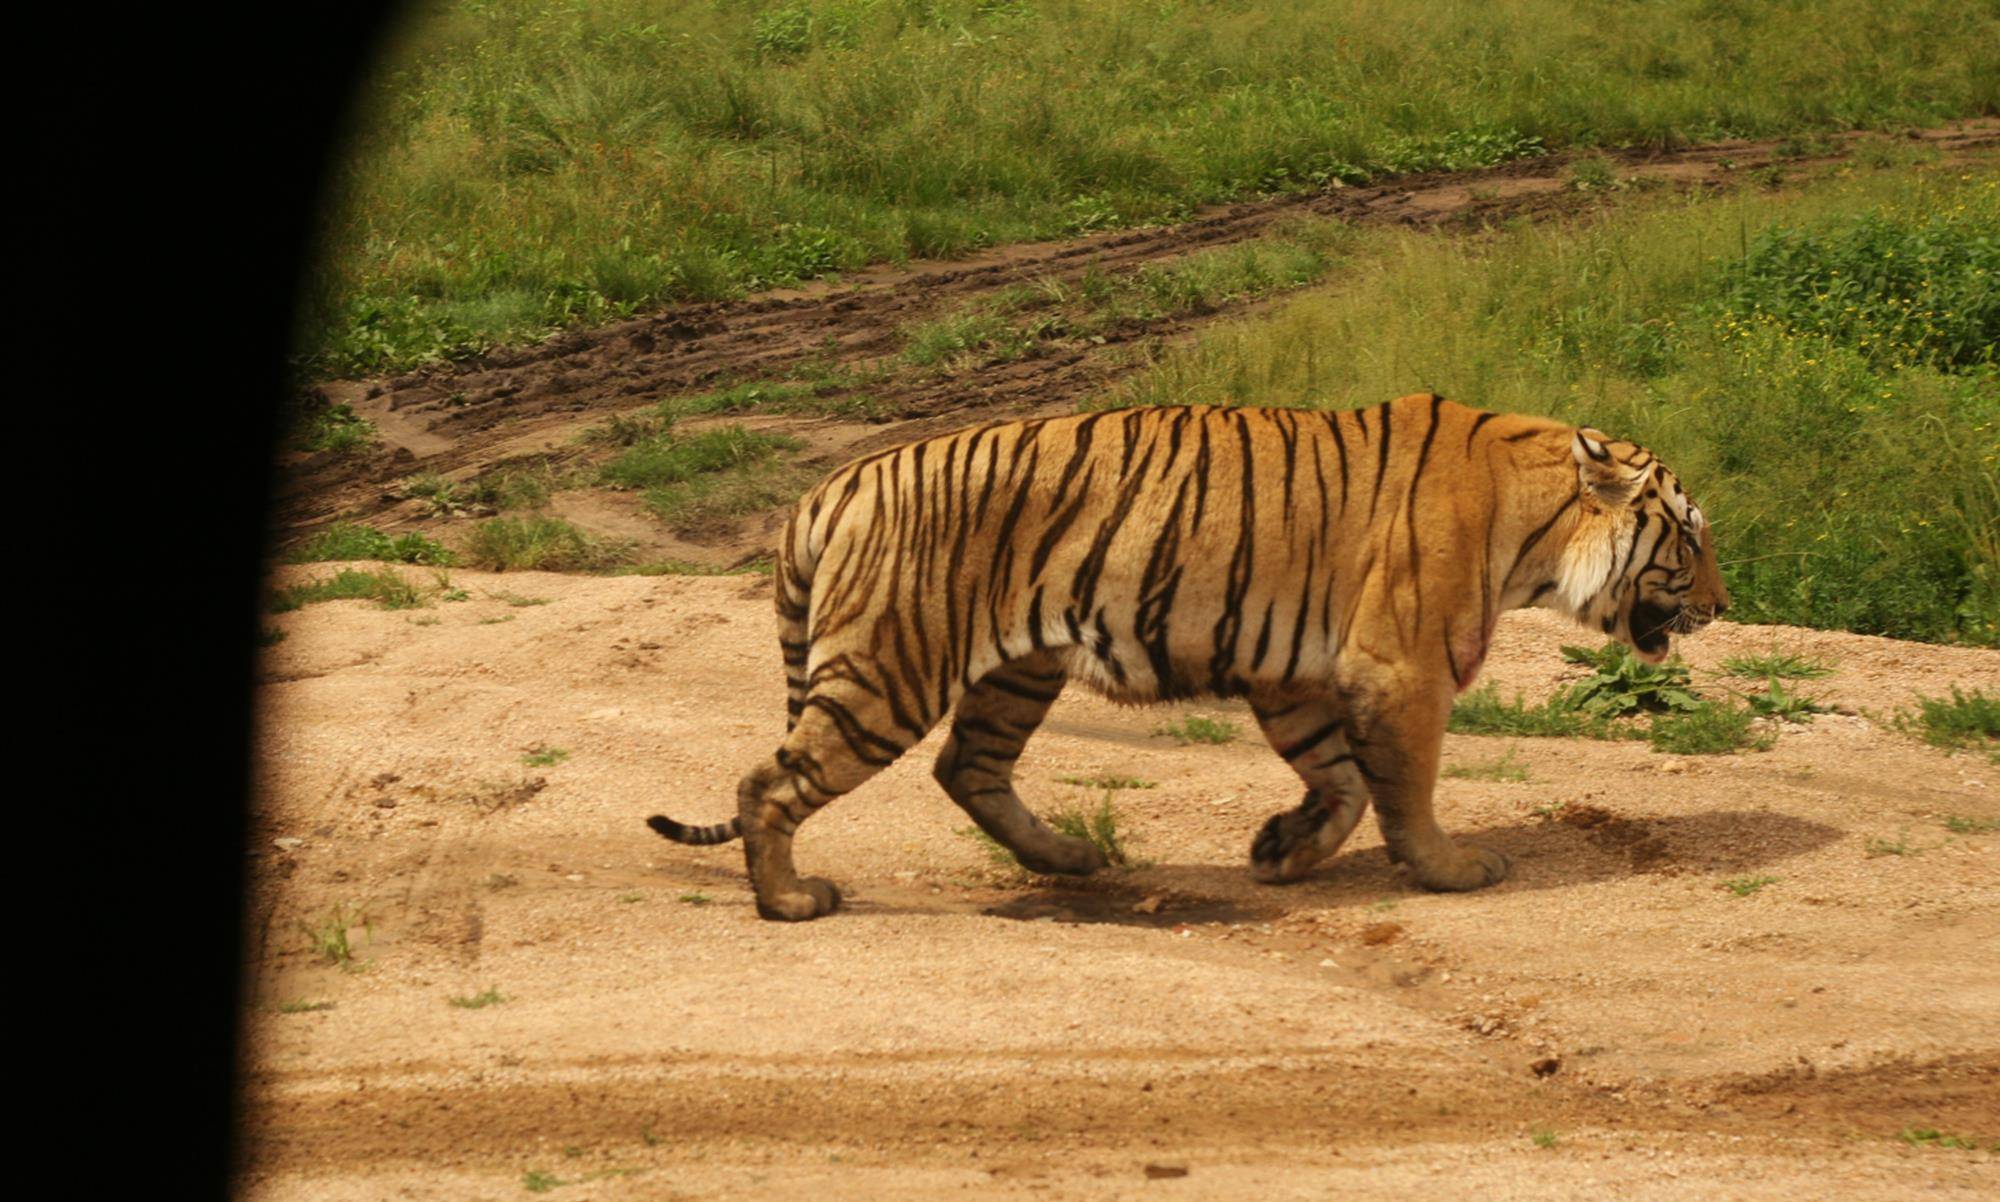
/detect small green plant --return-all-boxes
[1046,793,1133,867]
[1741,677,1829,723]
[617,892,644,903]
[1721,874,1777,897]
[1449,685,1634,739]
[521,745,569,767]
[1156,715,1237,744]
[492,592,551,607]
[1531,1124,1560,1148]
[677,892,711,905]
[1721,652,1833,680]
[259,627,288,647]
[1898,1127,1986,1150]
[1442,747,1529,782]
[277,999,336,1014]
[289,523,454,566]
[522,1169,563,1193]
[1056,774,1156,790]
[295,404,375,455]
[450,987,506,1009]
[1532,799,1568,820]
[270,567,427,614]
[1943,814,1998,834]
[1865,830,1920,857]
[1568,156,1616,191]
[300,904,370,968]
[465,516,624,572]
[1647,702,1772,755]
[1559,643,1702,716]
[1894,687,1999,760]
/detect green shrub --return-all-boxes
[1558,642,1702,717]
[464,516,621,571]
[289,523,454,566]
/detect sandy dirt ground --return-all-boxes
[239,566,1998,1199]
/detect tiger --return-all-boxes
[648,393,1728,920]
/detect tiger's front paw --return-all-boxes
[755,876,844,921]
[1020,836,1108,876]
[1409,843,1510,892]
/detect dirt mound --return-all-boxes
[240,572,1999,1199]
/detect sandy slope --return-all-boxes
[240,568,1998,1199]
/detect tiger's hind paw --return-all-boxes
[754,876,844,921]
[1409,843,1510,892]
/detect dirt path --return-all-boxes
[281,120,2000,562]
[241,569,1999,1199]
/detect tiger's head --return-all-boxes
[1549,429,1728,663]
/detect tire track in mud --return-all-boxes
[280,121,1998,538]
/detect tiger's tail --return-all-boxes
[644,508,821,850]
[646,814,743,845]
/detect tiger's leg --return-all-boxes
[1348,689,1509,892]
[738,656,937,921]
[933,652,1107,876]
[1246,695,1372,883]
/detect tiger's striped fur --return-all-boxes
[649,394,1727,920]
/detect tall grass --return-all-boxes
[1104,168,1999,645]
[304,0,1999,374]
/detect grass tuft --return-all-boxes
[1442,747,1529,783]
[1156,715,1237,745]
[449,987,507,1009]
[1046,793,1134,868]
[464,516,625,572]
[270,567,429,614]
[1894,687,1999,760]
[1647,703,1772,756]
[289,523,455,566]
[1721,874,1777,897]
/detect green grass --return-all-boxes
[1442,747,1530,783]
[1102,168,2000,646]
[449,987,507,1009]
[1648,702,1773,755]
[269,567,430,613]
[300,905,370,968]
[260,627,289,647]
[276,999,336,1014]
[1895,687,2000,760]
[1720,652,1834,680]
[294,403,375,454]
[1898,1127,1993,1151]
[464,516,626,571]
[288,522,455,566]
[1943,814,1999,834]
[1865,830,1920,857]
[521,745,569,767]
[303,0,2000,376]
[1055,774,1156,791]
[1046,794,1134,867]
[1448,685,1635,740]
[1721,874,1777,897]
[677,892,711,906]
[600,423,814,533]
[1156,715,1238,745]
[1530,1125,1559,1149]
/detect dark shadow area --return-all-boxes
[923,806,1845,926]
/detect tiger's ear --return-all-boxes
[1573,430,1642,508]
